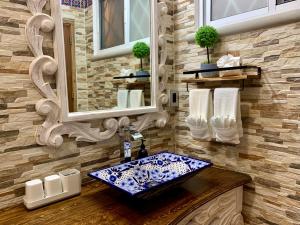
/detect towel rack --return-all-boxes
[184,78,247,92]
[116,86,146,92]
[114,81,149,92]
[182,66,261,92]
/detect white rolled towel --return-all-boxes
[211,88,243,144]
[217,54,241,77]
[186,89,213,141]
[120,69,137,83]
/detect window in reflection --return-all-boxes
[100,0,125,49]
[129,0,150,42]
[98,0,150,50]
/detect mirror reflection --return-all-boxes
[61,0,152,112]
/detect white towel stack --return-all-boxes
[129,90,145,108]
[210,88,243,144]
[186,89,213,141]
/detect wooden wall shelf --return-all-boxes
[183,65,261,78]
[182,66,261,91]
[182,75,248,83]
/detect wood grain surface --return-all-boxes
[0,167,251,225]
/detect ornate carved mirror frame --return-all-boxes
[25,0,170,148]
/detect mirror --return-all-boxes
[25,0,168,147]
[60,0,154,116]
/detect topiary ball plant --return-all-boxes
[195,25,219,64]
[132,42,150,72]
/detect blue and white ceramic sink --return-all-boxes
[89,152,212,198]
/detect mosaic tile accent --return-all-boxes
[61,0,92,8]
[86,0,93,8]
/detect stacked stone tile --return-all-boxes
[173,0,300,224]
[7,0,300,224]
[0,0,174,210]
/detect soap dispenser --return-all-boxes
[137,139,148,159]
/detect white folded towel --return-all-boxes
[115,89,129,109]
[186,89,213,141]
[211,88,243,144]
[129,90,145,108]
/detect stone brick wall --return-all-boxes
[173,1,300,224]
[6,1,300,224]
[0,0,174,210]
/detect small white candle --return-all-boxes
[25,179,45,202]
[44,175,63,197]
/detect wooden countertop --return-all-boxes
[0,167,251,225]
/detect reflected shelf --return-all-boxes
[113,75,151,80]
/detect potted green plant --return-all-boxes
[132,42,150,76]
[195,25,219,77]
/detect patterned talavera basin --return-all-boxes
[89,152,212,198]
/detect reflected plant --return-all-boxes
[132,42,150,72]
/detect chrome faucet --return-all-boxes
[120,126,144,162]
[120,125,144,141]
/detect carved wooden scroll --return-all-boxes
[25,0,170,147]
[177,187,245,225]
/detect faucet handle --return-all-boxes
[128,125,136,131]
[130,130,143,141]
[120,125,143,141]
